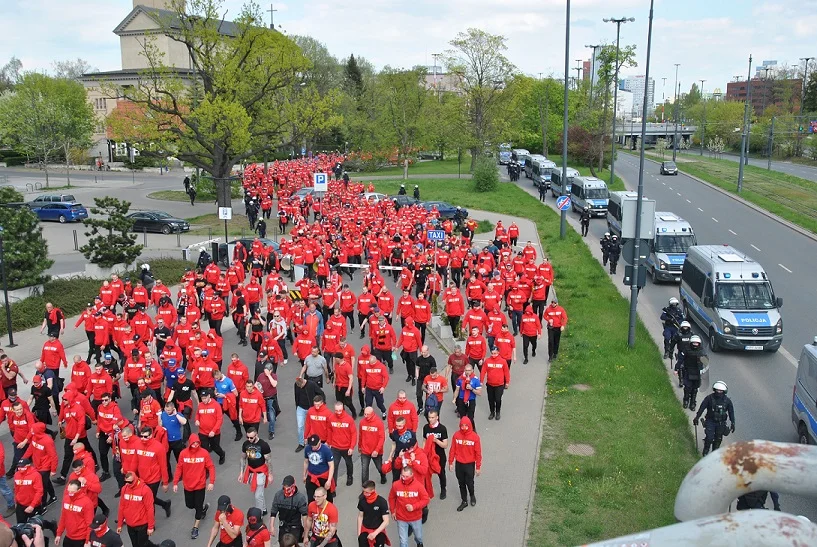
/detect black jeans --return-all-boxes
[548,327,562,358]
[147,480,170,511]
[360,453,385,486]
[401,350,417,379]
[455,461,476,501]
[40,470,56,504]
[331,447,354,482]
[448,316,460,338]
[127,524,157,547]
[60,437,96,477]
[200,433,225,459]
[335,387,357,418]
[373,349,393,371]
[365,389,386,414]
[97,433,112,474]
[184,487,206,520]
[532,299,546,320]
[486,385,505,414]
[456,398,476,429]
[522,335,537,360]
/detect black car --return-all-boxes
[390,195,421,208]
[660,161,678,175]
[421,201,468,220]
[127,211,190,234]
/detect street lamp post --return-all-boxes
[800,57,813,115]
[560,0,572,239]
[738,55,754,193]
[585,44,601,105]
[672,63,680,161]
[604,16,635,189]
[700,79,706,156]
[0,227,15,347]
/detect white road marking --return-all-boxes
[712,217,719,223]
[669,187,673,190]
[686,199,691,203]
[697,207,703,212]
[729,229,737,235]
[677,192,682,197]
[751,244,761,252]
[780,346,799,368]
[662,182,666,185]
[779,263,793,273]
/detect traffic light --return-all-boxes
[799,125,805,132]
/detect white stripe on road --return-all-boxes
[712,217,719,223]
[780,346,800,368]
[677,192,682,197]
[779,264,793,273]
[729,229,737,235]
[669,187,673,190]
[751,244,761,252]
[697,207,703,212]
[686,199,691,203]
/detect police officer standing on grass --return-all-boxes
[600,233,612,266]
[538,181,547,202]
[681,335,706,410]
[580,208,591,237]
[693,380,735,456]
[607,235,621,274]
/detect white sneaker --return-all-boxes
[284,359,288,365]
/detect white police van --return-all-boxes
[647,212,696,283]
[680,245,783,353]
[792,338,817,444]
[523,154,546,180]
[606,191,638,238]
[550,167,580,198]
[531,159,557,189]
[511,148,530,167]
[570,176,609,216]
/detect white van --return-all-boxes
[523,154,546,180]
[792,338,817,444]
[511,148,529,166]
[570,176,609,216]
[532,159,557,189]
[680,245,783,353]
[647,212,696,283]
[550,167,580,197]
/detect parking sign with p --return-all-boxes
[313,172,328,192]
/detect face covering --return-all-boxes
[396,423,406,433]
[191,442,201,449]
[400,476,412,485]
[363,490,378,503]
[283,486,296,497]
[335,410,344,416]
[68,491,77,498]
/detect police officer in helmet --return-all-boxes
[660,297,684,359]
[608,235,621,274]
[681,335,707,410]
[600,233,611,266]
[693,380,735,456]
[673,321,693,387]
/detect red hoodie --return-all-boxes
[173,434,216,491]
[57,491,94,541]
[387,399,418,433]
[448,417,483,469]
[238,387,265,424]
[358,413,385,456]
[394,445,433,498]
[328,410,357,451]
[397,321,421,353]
[117,478,155,529]
[305,404,333,442]
[13,465,43,509]
[362,359,389,391]
[24,423,58,473]
[388,474,430,522]
[480,356,511,387]
[135,437,169,485]
[196,399,224,435]
[59,399,87,440]
[519,307,542,337]
[69,465,103,507]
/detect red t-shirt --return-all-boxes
[214,508,245,544]
[246,526,272,547]
[307,501,339,541]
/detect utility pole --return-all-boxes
[800,57,813,114]
[574,59,583,89]
[560,0,571,239]
[267,3,277,29]
[767,116,775,170]
[672,63,680,161]
[699,79,706,155]
[604,16,635,189]
[760,67,771,116]
[738,54,753,193]
[661,77,667,122]
[432,53,442,101]
[628,0,655,347]
[585,45,601,105]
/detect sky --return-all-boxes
[2,0,816,103]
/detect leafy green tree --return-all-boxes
[0,57,22,93]
[52,58,97,81]
[52,77,95,185]
[594,43,637,171]
[419,92,468,160]
[80,197,143,269]
[445,28,515,171]
[472,155,499,192]
[375,67,430,159]
[803,70,817,113]
[0,187,53,288]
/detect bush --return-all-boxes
[472,155,499,192]
[0,187,53,289]
[80,197,143,268]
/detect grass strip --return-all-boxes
[373,178,698,545]
[185,213,256,237]
[0,258,191,336]
[365,156,468,176]
[626,150,817,234]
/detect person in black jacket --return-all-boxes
[294,377,324,452]
[270,475,308,541]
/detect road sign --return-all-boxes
[218,207,232,220]
[301,146,306,156]
[556,195,571,211]
[313,172,328,192]
[622,239,651,266]
[427,229,446,241]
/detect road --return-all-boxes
[517,154,817,519]
[679,149,817,182]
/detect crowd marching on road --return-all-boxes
[0,153,568,547]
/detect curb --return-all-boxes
[626,152,817,244]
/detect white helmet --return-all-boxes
[141,264,150,270]
[669,297,679,306]
[712,381,728,393]
[680,321,691,329]
[689,335,702,346]
[604,232,610,237]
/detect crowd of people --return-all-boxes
[0,153,568,547]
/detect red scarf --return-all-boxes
[307,469,336,493]
[241,464,270,492]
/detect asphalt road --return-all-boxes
[533,153,817,520]
[679,149,817,182]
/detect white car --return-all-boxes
[363,192,388,202]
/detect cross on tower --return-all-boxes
[267,3,278,29]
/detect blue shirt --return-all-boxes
[163,366,180,389]
[457,376,481,402]
[304,443,334,476]
[160,411,184,442]
[214,377,236,404]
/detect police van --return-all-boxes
[570,176,609,216]
[531,159,557,189]
[606,191,638,238]
[680,245,783,353]
[523,154,546,180]
[550,167,580,197]
[647,212,696,283]
[792,338,817,445]
[511,148,529,167]
[498,143,512,165]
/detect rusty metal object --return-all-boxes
[584,510,817,546]
[675,440,817,521]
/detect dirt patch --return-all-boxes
[566,444,596,456]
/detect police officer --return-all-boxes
[607,235,621,274]
[600,233,611,266]
[673,321,693,388]
[413,185,420,199]
[256,217,267,239]
[454,206,466,229]
[661,297,684,359]
[538,181,547,202]
[579,209,591,237]
[693,380,735,456]
[681,335,706,410]
[398,184,407,196]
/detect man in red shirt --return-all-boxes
[544,299,568,361]
[195,389,226,465]
[13,458,43,524]
[388,467,430,547]
[56,478,94,547]
[135,426,172,518]
[448,416,483,511]
[305,395,332,444]
[481,347,511,421]
[328,401,357,487]
[332,352,356,419]
[358,406,387,486]
[442,284,465,339]
[304,488,340,546]
[238,381,266,433]
[173,432,216,540]
[465,326,488,372]
[387,390,418,434]
[494,323,518,368]
[396,318,421,385]
[520,304,542,365]
[412,292,432,343]
[116,471,156,547]
[371,316,396,373]
[207,495,244,547]
[23,422,58,507]
[361,354,389,419]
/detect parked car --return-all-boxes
[362,192,388,202]
[421,201,468,220]
[127,211,190,234]
[29,194,77,206]
[294,188,315,202]
[660,161,678,175]
[218,238,281,267]
[390,195,421,208]
[30,202,88,223]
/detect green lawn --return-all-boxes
[370,155,469,176]
[372,179,698,545]
[186,213,256,237]
[545,155,626,191]
[626,150,817,234]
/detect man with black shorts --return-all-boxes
[172,433,215,540]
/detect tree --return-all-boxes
[292,36,341,96]
[445,29,515,171]
[472,155,499,192]
[655,137,667,158]
[375,67,430,159]
[419,92,468,160]
[52,58,98,81]
[804,70,817,114]
[107,0,333,181]
[53,79,95,185]
[344,54,364,98]
[0,57,22,93]
[80,197,143,269]
[708,136,725,159]
[595,43,637,171]
[0,188,53,289]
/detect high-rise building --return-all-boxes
[619,75,655,118]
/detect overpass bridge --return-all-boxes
[615,122,698,149]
